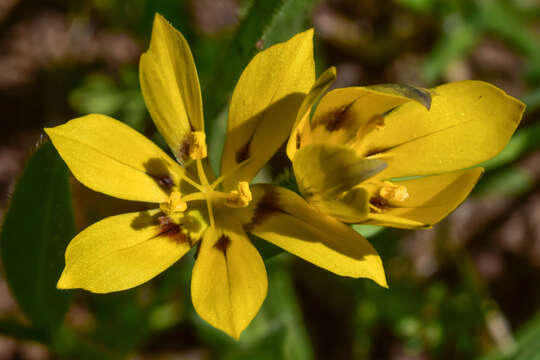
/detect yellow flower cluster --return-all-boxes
[45,14,524,339]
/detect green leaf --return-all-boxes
[263,0,320,45]
[0,141,75,332]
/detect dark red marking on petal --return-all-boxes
[150,175,174,189]
[144,158,175,189]
[369,196,391,212]
[245,186,286,231]
[179,138,190,163]
[157,215,192,245]
[295,132,302,149]
[214,235,231,255]
[323,102,354,132]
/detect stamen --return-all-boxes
[196,159,210,188]
[160,191,187,214]
[187,131,208,160]
[179,172,205,192]
[225,181,252,208]
[379,181,409,202]
[206,198,215,228]
[210,158,251,190]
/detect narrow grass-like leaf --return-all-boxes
[481,311,540,360]
[477,1,540,60]
[263,0,320,45]
[0,141,75,332]
[203,0,288,131]
[422,19,479,84]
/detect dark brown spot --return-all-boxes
[369,196,391,212]
[158,216,191,245]
[295,132,301,149]
[150,175,174,189]
[144,158,175,189]
[245,186,284,231]
[323,103,354,132]
[236,142,250,164]
[178,138,190,162]
[214,235,231,254]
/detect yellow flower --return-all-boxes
[45,14,386,339]
[287,77,525,228]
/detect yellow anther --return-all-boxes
[379,181,409,202]
[225,181,252,208]
[187,131,208,159]
[160,191,187,214]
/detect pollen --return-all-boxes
[160,190,187,214]
[379,181,409,202]
[225,181,252,208]
[187,131,208,159]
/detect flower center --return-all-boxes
[159,190,187,214]
[159,129,252,230]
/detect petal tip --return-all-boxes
[153,12,167,27]
[371,258,388,289]
[56,271,73,290]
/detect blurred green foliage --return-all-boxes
[0,0,539,358]
[0,142,74,336]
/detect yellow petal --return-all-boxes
[363,81,525,178]
[245,185,387,286]
[286,67,337,160]
[293,143,386,197]
[307,84,431,147]
[45,114,183,203]
[140,14,204,161]
[57,209,196,293]
[221,29,316,188]
[191,225,267,339]
[364,168,484,229]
